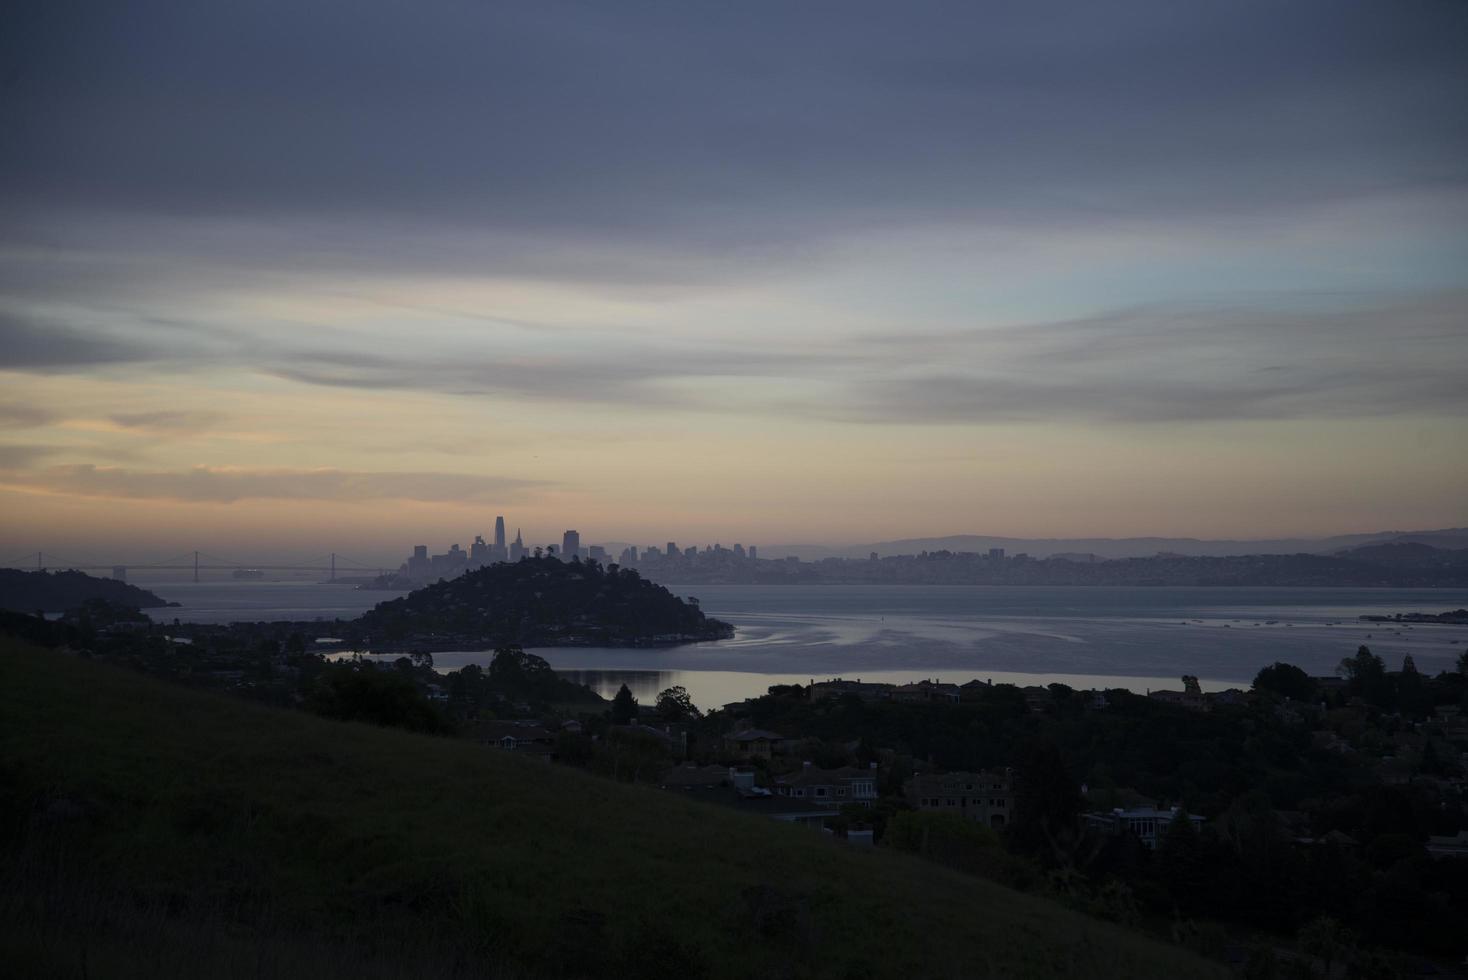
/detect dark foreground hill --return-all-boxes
[0,567,174,613]
[358,556,734,648]
[0,643,1220,980]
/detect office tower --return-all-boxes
[494,516,506,550]
[510,529,526,562]
[408,545,430,580]
[666,541,678,558]
[470,535,488,566]
[989,548,1005,560]
[562,530,581,560]
[733,543,746,559]
[749,545,757,560]
[588,544,607,563]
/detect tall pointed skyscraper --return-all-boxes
[491,515,508,562]
[509,528,526,562]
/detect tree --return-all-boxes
[306,662,451,734]
[611,683,638,725]
[1009,738,1084,865]
[1338,646,1389,708]
[1396,655,1429,718]
[655,685,701,721]
[1157,809,1206,915]
[1253,662,1316,701]
[1298,915,1354,978]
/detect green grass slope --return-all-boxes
[0,641,1224,980]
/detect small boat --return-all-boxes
[232,568,266,580]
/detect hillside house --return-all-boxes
[723,728,791,759]
[775,763,880,808]
[891,680,961,704]
[1084,806,1204,849]
[907,769,1012,828]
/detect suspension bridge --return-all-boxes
[0,550,389,582]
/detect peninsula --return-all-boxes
[0,568,176,614]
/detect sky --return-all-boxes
[2,0,1466,563]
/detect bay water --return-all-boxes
[143,580,1468,713]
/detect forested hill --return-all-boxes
[357,556,734,647]
[0,568,174,613]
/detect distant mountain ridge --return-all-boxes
[762,527,1468,561]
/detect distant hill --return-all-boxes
[358,556,734,648]
[0,568,174,613]
[765,527,1468,560]
[1334,542,1468,570]
[0,639,1223,979]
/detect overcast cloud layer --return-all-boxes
[1,1,1465,549]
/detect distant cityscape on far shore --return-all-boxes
[390,515,761,585]
[371,519,1468,590]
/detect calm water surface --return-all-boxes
[145,580,1468,712]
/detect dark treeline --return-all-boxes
[689,647,1468,969]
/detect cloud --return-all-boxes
[0,402,57,428]
[0,464,550,504]
[0,311,153,370]
[2,0,1464,263]
[109,410,226,432]
[826,292,1468,423]
[0,445,61,468]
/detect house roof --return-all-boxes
[777,766,873,788]
[678,785,841,818]
[659,765,729,787]
[473,721,554,742]
[726,729,786,742]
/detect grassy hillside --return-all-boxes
[0,641,1224,979]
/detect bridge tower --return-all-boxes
[193,550,199,583]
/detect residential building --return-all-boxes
[808,677,893,702]
[891,679,961,704]
[677,782,839,828]
[470,721,556,760]
[959,678,993,702]
[775,763,880,808]
[1084,806,1204,849]
[1148,689,1210,712]
[723,728,791,759]
[907,769,1012,829]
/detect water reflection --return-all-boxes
[555,669,676,704]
